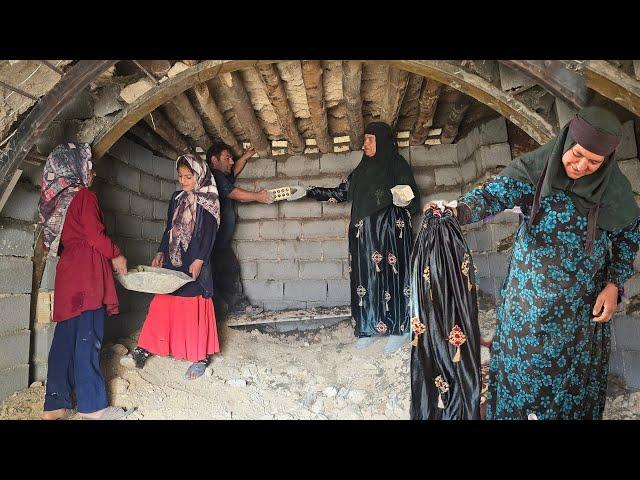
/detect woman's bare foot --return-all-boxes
[41,408,73,420]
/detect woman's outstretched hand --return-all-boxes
[189,259,204,279]
[151,252,164,268]
[592,282,619,323]
[111,255,128,276]
[423,201,458,217]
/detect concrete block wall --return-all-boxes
[0,203,36,401]
[93,136,176,341]
[232,151,357,311]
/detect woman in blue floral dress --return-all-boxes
[427,107,640,419]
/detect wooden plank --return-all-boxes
[410,78,443,145]
[301,60,333,154]
[255,64,305,154]
[226,311,351,328]
[92,60,272,160]
[342,60,364,150]
[390,60,555,144]
[581,60,640,118]
[212,71,271,158]
[0,60,117,200]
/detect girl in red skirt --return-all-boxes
[133,154,221,380]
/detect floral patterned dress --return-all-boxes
[458,175,640,420]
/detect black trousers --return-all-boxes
[212,245,246,312]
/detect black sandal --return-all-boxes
[132,347,152,369]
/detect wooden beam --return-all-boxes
[93,60,557,159]
[0,60,117,199]
[92,60,272,160]
[190,83,243,157]
[396,74,424,132]
[500,60,589,110]
[142,109,193,154]
[342,60,364,150]
[255,64,305,154]
[128,122,180,160]
[162,92,213,151]
[580,60,640,118]
[410,78,443,145]
[441,91,472,144]
[186,88,219,140]
[390,60,555,144]
[212,71,271,157]
[381,68,410,129]
[301,60,332,154]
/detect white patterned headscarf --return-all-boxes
[169,154,220,267]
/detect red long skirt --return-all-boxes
[137,294,220,362]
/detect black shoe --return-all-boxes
[132,347,152,369]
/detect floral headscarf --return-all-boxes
[169,154,220,267]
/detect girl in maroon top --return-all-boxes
[38,143,132,420]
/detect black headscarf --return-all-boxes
[501,106,639,253]
[348,122,421,224]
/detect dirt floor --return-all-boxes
[2,305,639,420]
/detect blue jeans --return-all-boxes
[43,308,109,414]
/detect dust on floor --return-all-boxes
[1,308,639,420]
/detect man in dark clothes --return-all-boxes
[206,142,273,317]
